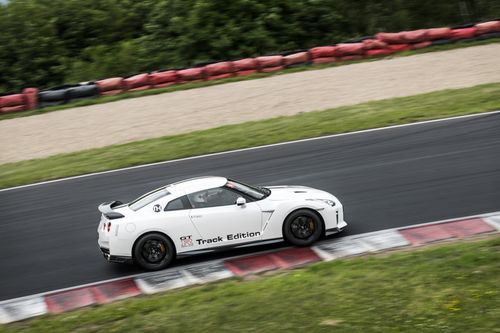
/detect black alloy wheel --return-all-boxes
[134,233,175,270]
[283,209,323,246]
[290,215,316,239]
[142,239,167,263]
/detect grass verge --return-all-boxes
[0,38,498,121]
[3,236,499,332]
[1,82,499,189]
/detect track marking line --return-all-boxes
[1,110,498,193]
[484,214,500,231]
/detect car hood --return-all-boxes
[265,185,334,201]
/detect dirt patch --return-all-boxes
[1,44,499,164]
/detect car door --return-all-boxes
[187,187,263,247]
[161,195,208,252]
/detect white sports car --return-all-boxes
[97,176,347,270]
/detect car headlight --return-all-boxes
[307,199,336,206]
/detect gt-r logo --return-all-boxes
[153,204,161,212]
[180,235,193,247]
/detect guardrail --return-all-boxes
[1,20,499,115]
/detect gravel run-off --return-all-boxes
[1,44,499,164]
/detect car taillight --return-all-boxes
[107,222,112,232]
[103,222,106,231]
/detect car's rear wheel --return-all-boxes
[134,233,175,270]
[283,209,323,246]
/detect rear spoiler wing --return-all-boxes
[98,201,125,219]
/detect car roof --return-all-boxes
[168,176,227,194]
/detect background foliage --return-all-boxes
[1,0,499,92]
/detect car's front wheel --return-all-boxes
[133,233,175,270]
[283,209,323,246]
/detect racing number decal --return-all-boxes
[153,204,161,212]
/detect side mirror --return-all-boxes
[236,197,246,206]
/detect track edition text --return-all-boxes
[196,231,261,245]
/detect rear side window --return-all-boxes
[165,196,191,211]
[129,187,170,211]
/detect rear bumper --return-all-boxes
[99,247,133,264]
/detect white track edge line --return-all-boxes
[1,109,499,193]
[2,209,499,305]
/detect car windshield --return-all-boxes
[226,179,270,200]
[129,187,170,211]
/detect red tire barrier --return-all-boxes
[204,62,234,78]
[309,46,337,58]
[475,21,500,35]
[205,62,234,80]
[431,39,454,46]
[387,44,410,52]
[123,73,151,92]
[1,105,25,113]
[235,69,258,77]
[259,65,284,73]
[231,58,258,71]
[96,77,124,96]
[283,52,310,66]
[362,39,388,50]
[426,27,452,40]
[149,70,178,88]
[207,73,234,80]
[256,55,283,72]
[312,57,337,64]
[410,41,432,50]
[0,94,25,107]
[476,31,500,40]
[335,43,365,56]
[400,29,428,43]
[22,88,39,110]
[337,55,363,62]
[176,67,206,83]
[450,27,477,40]
[366,48,394,57]
[0,94,26,113]
[375,32,404,44]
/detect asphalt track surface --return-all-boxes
[1,112,500,300]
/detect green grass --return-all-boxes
[1,82,499,189]
[0,38,498,121]
[3,236,499,333]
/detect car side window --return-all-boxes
[164,196,191,211]
[188,187,240,209]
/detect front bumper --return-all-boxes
[325,220,347,236]
[99,247,133,264]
